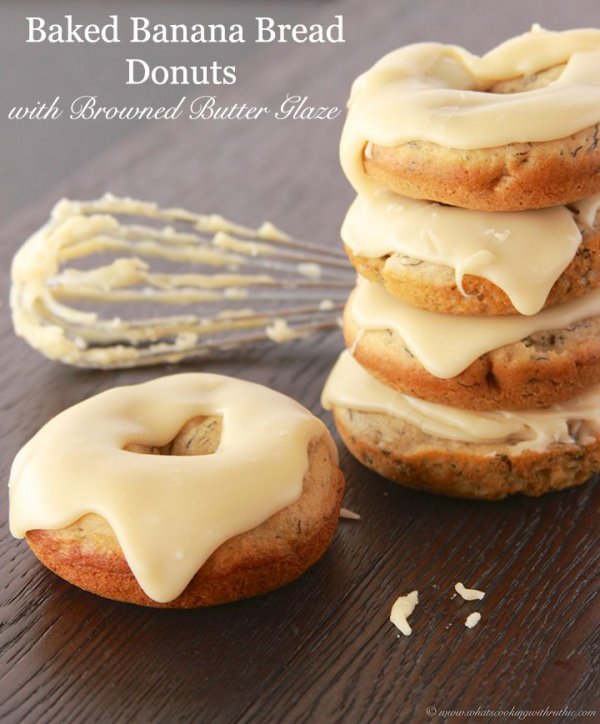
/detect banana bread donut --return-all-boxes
[343,191,600,316]
[9,374,345,607]
[344,280,600,410]
[322,352,600,499]
[340,27,600,211]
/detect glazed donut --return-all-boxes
[9,374,345,607]
[344,279,600,410]
[342,190,600,316]
[340,27,600,211]
[322,352,600,500]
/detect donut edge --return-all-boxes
[344,306,600,411]
[333,406,600,500]
[364,124,600,212]
[344,225,600,316]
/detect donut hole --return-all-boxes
[124,415,223,456]
[488,64,564,94]
[122,442,163,455]
[169,415,223,456]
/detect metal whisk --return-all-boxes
[11,194,354,368]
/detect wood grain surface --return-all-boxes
[1,1,599,722]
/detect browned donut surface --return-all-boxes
[333,406,599,500]
[364,123,600,212]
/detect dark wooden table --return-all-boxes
[1,1,599,722]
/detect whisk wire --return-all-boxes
[11,194,354,368]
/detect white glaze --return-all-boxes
[342,190,592,315]
[321,352,600,452]
[347,278,600,379]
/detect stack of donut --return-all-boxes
[323,26,600,499]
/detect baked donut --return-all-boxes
[344,279,600,410]
[342,190,600,316]
[340,27,600,211]
[9,374,344,607]
[322,352,600,499]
